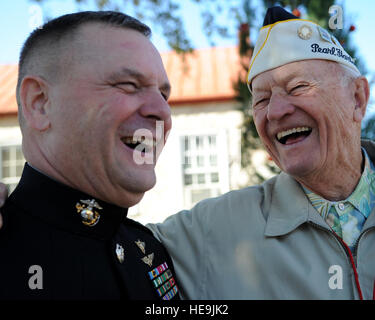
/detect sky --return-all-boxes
[0,0,374,112]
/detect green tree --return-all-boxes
[32,0,250,54]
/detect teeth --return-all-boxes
[277,127,311,141]
[122,137,134,145]
[122,136,156,148]
[141,138,155,148]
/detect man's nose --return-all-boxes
[267,94,296,121]
[139,91,172,125]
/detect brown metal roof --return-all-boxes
[0,46,241,115]
[0,64,18,116]
[162,46,241,105]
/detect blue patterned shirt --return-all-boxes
[303,149,375,251]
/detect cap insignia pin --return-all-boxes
[76,199,102,227]
[330,34,338,46]
[116,243,125,263]
[317,26,332,43]
[141,253,154,267]
[135,240,146,254]
[297,24,313,40]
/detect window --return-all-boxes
[0,145,25,193]
[181,134,225,207]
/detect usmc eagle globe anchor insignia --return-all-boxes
[76,199,102,226]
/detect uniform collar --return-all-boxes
[9,163,128,241]
[264,140,375,237]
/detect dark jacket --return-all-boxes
[0,164,180,300]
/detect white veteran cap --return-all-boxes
[247,6,360,91]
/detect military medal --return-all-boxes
[141,253,154,267]
[76,199,102,226]
[147,262,179,300]
[135,240,146,254]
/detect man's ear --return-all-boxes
[353,76,370,123]
[19,75,51,131]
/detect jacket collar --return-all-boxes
[264,140,375,237]
[264,171,327,236]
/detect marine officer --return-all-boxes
[0,11,179,300]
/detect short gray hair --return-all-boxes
[16,11,151,126]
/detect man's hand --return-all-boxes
[0,183,8,229]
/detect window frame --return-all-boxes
[180,130,229,208]
[0,144,25,193]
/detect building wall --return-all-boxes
[0,116,22,146]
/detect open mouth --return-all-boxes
[276,127,312,145]
[121,136,155,152]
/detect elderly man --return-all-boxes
[0,11,180,300]
[1,7,374,300]
[146,7,374,299]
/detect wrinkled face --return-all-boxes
[251,60,361,180]
[46,23,172,207]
